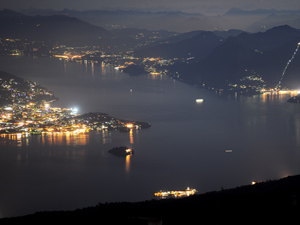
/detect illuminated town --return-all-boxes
[0,74,150,135]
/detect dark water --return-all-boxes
[1,55,300,218]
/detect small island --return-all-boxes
[287,95,300,103]
[108,146,134,157]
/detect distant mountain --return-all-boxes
[0,9,110,46]
[109,28,177,47]
[167,25,300,89]
[19,7,300,33]
[212,29,246,38]
[134,29,245,59]
[0,9,178,51]
[20,8,220,33]
[224,7,300,16]
[134,31,223,59]
[247,14,300,32]
[218,8,300,31]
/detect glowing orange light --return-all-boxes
[126,123,134,129]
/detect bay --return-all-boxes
[1,55,300,218]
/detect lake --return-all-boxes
[1,55,300,218]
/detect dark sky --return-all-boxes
[1,0,300,14]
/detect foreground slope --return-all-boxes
[1,174,300,224]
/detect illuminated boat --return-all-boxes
[196,99,204,103]
[154,187,197,198]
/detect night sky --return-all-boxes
[1,0,299,14]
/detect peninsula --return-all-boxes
[0,71,150,134]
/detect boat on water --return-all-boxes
[108,146,134,157]
[154,187,197,198]
[196,99,204,103]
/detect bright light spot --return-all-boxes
[4,107,13,111]
[126,123,134,128]
[196,99,204,103]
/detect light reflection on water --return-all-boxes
[0,132,90,147]
[1,55,300,218]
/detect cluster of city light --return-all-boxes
[261,89,300,95]
[0,101,87,134]
[1,97,148,135]
[54,54,82,60]
[154,187,197,198]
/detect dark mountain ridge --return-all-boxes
[0,9,178,51]
[134,29,245,59]
[0,9,110,46]
[247,13,300,32]
[167,25,300,89]
[135,31,224,59]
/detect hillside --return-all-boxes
[0,9,178,51]
[166,25,300,90]
[0,9,110,46]
[0,71,57,106]
[135,31,224,59]
[134,29,245,59]
[1,174,300,224]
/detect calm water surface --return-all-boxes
[1,55,300,218]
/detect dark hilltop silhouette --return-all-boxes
[1,174,300,224]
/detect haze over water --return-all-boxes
[1,55,300,218]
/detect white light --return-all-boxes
[196,99,204,103]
